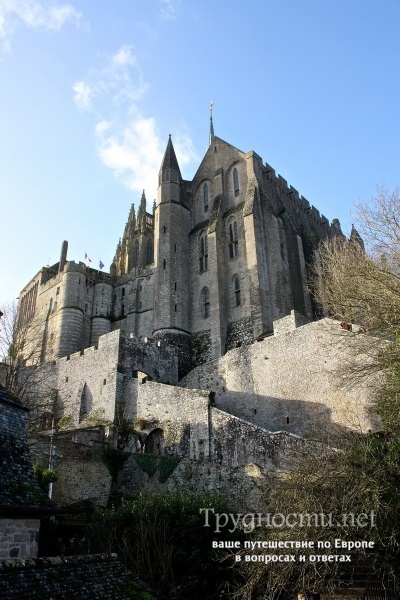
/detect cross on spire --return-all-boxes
[209,100,215,146]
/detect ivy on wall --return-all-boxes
[132,453,181,483]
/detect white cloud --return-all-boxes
[96,115,163,201]
[112,44,136,67]
[72,80,93,110]
[73,45,148,111]
[0,0,82,52]
[160,0,181,21]
[74,45,199,206]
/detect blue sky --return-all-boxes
[1,0,399,303]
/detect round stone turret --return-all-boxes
[89,281,112,347]
[55,262,87,358]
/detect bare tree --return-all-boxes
[315,187,400,337]
[0,300,57,431]
[234,432,400,599]
[314,187,400,431]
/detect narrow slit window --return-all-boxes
[234,276,241,306]
[203,288,210,318]
[204,183,209,213]
[233,167,239,196]
[229,221,239,258]
[199,234,208,272]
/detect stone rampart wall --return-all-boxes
[181,319,381,439]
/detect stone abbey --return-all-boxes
[12,130,376,511]
[18,133,344,376]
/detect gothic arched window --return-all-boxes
[234,276,241,306]
[233,167,240,197]
[229,221,239,258]
[199,233,208,272]
[204,183,209,213]
[203,288,210,318]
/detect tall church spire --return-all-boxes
[209,100,215,146]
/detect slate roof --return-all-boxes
[0,385,55,516]
[0,554,156,599]
[160,135,181,176]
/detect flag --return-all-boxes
[85,252,92,263]
[99,260,104,270]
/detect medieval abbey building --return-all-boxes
[12,129,376,510]
[18,132,344,376]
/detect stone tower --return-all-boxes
[153,136,191,376]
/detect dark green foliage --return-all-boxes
[102,445,130,478]
[122,580,156,600]
[33,464,57,493]
[132,453,181,482]
[10,480,47,505]
[89,492,244,600]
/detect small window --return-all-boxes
[122,287,125,297]
[121,304,125,316]
[203,288,210,319]
[56,287,60,296]
[199,234,208,272]
[65,376,69,382]
[163,225,167,234]
[234,276,241,306]
[233,167,239,197]
[286,416,290,424]
[163,259,166,269]
[174,304,177,312]
[174,282,177,291]
[229,221,239,258]
[103,379,107,385]
[174,244,176,253]
[203,183,209,213]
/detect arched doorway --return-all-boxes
[145,428,165,455]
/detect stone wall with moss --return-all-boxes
[192,330,212,366]
[134,381,210,459]
[51,438,112,507]
[119,455,275,512]
[225,317,253,351]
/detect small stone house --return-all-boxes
[0,385,55,559]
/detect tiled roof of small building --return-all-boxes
[0,554,156,599]
[0,385,55,516]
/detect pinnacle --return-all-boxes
[160,135,181,176]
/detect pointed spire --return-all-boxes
[209,100,215,146]
[128,203,136,223]
[140,189,146,210]
[160,135,181,177]
[349,224,365,251]
[138,190,147,231]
